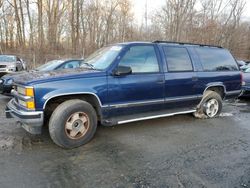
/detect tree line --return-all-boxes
[0,0,249,66]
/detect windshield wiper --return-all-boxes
[81,62,95,69]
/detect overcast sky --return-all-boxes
[132,0,250,24]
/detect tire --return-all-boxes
[194,90,222,119]
[49,99,97,149]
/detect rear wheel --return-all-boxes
[194,90,222,119]
[49,99,97,148]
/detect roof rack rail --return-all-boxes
[153,40,222,48]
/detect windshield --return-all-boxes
[0,55,16,62]
[36,60,64,71]
[81,45,123,70]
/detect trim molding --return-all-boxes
[165,95,202,102]
[225,90,241,95]
[109,99,164,108]
[109,95,200,108]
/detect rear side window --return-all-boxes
[195,48,238,71]
[164,47,193,72]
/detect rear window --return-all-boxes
[195,48,238,71]
[163,47,193,72]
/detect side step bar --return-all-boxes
[118,110,196,124]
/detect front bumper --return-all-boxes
[0,69,15,73]
[5,99,44,134]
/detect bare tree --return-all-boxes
[0,0,249,66]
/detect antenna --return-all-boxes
[145,0,148,31]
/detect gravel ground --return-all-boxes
[0,95,249,188]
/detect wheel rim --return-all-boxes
[65,112,90,140]
[204,99,219,117]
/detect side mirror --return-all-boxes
[112,65,132,76]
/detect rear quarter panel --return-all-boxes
[195,71,241,94]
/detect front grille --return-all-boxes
[0,65,7,68]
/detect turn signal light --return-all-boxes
[26,88,34,97]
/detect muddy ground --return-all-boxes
[0,95,249,188]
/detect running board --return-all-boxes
[117,110,196,124]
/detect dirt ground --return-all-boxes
[0,95,249,188]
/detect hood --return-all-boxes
[13,68,102,85]
[2,71,27,79]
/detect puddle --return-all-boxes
[0,133,46,152]
[0,135,15,150]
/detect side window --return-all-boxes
[60,61,80,69]
[164,47,193,72]
[119,46,159,73]
[195,48,238,71]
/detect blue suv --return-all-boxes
[5,41,242,148]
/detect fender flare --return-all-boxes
[42,92,105,110]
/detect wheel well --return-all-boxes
[44,94,102,121]
[205,86,225,98]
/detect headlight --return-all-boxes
[16,86,35,110]
[0,79,3,84]
[17,86,34,97]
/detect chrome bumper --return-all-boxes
[0,68,15,73]
[6,99,44,134]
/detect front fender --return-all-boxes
[33,76,108,110]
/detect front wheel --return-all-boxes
[194,90,222,119]
[49,99,97,148]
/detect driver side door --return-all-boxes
[107,44,165,117]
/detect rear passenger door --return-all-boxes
[163,46,200,110]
